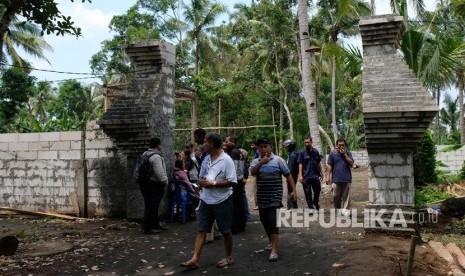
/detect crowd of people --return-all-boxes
[135,128,355,269]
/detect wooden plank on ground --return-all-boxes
[0,207,81,221]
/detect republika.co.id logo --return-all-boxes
[276,208,438,228]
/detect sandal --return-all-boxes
[180,260,199,269]
[216,257,234,268]
[269,253,279,262]
[264,243,272,251]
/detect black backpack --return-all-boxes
[133,152,157,185]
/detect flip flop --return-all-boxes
[216,257,234,268]
[269,253,279,262]
[180,260,199,269]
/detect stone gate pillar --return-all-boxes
[100,40,176,220]
[359,15,438,233]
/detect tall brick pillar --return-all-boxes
[100,40,175,220]
[359,16,438,233]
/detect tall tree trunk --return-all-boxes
[458,69,465,144]
[191,36,200,140]
[297,0,323,154]
[437,87,441,143]
[275,49,294,141]
[279,94,283,156]
[191,92,198,135]
[331,56,338,143]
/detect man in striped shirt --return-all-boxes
[250,138,296,262]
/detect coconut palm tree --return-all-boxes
[399,1,465,142]
[316,0,370,143]
[2,17,52,67]
[182,0,226,131]
[28,81,55,128]
[440,93,459,133]
[230,0,299,148]
[297,0,323,154]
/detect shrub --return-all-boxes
[415,185,453,208]
[414,130,438,186]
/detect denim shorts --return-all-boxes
[198,195,233,236]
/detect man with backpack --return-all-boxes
[136,137,169,234]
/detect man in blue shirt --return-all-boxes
[326,138,354,213]
[297,136,323,210]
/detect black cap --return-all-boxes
[256,138,270,146]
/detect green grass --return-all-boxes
[441,234,465,250]
[415,185,454,209]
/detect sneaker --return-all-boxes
[264,243,272,251]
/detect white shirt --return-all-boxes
[199,151,237,204]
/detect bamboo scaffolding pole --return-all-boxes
[175,125,277,131]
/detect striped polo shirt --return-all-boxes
[251,153,290,208]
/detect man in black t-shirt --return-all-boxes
[224,135,247,234]
[283,139,299,209]
[297,136,323,210]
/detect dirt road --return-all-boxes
[0,167,450,275]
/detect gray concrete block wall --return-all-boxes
[436,145,465,174]
[1,158,78,213]
[351,146,463,174]
[351,150,369,167]
[0,122,129,217]
[367,153,414,206]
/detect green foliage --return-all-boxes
[47,80,85,120]
[2,17,53,67]
[415,185,453,208]
[440,144,464,152]
[414,131,439,186]
[13,229,27,239]
[460,160,465,181]
[1,0,90,35]
[0,67,36,132]
[90,4,164,77]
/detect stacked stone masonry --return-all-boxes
[360,15,438,233]
[99,40,176,220]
